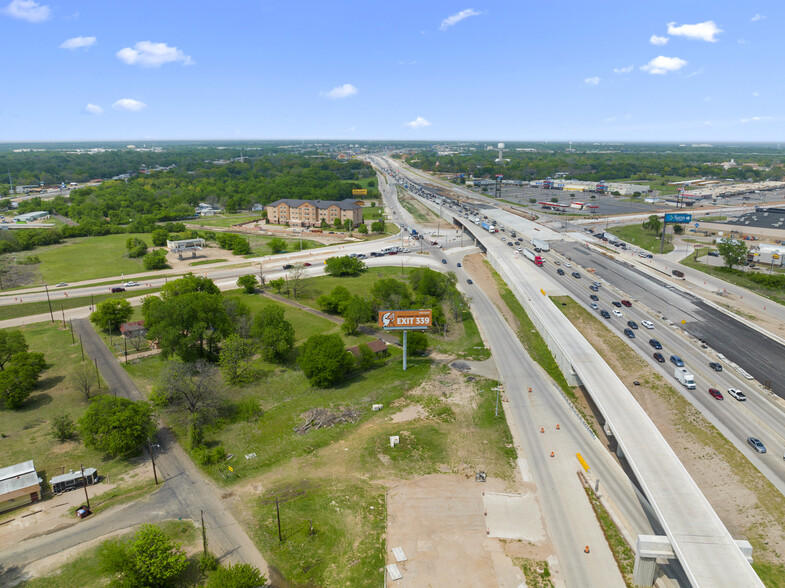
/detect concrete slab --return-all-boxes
[483,492,546,542]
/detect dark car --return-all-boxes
[649,339,662,350]
[589,285,599,292]
[457,262,462,267]
[282,264,294,269]
[571,272,581,278]
[670,355,684,367]
[590,294,599,301]
[466,279,473,285]
[709,388,724,400]
[623,328,635,338]
[612,301,622,308]
[620,300,632,307]
[709,362,723,372]
[600,310,611,319]
[111,287,125,293]
[441,259,447,264]
[507,241,513,247]
[653,352,665,363]
[708,251,720,257]
[627,320,638,329]
[557,269,565,275]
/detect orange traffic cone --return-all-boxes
[556,424,560,430]
[550,452,555,458]
[585,546,590,553]
[540,427,544,433]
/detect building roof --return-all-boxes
[50,468,98,485]
[268,198,360,211]
[14,211,50,222]
[0,460,40,496]
[346,345,362,358]
[367,339,388,353]
[120,320,146,334]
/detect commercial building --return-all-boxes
[266,199,363,228]
[0,460,42,513]
[14,211,51,223]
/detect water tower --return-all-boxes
[497,142,505,163]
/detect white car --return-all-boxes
[612,309,623,317]
[55,282,67,287]
[124,281,140,287]
[728,388,747,401]
[564,262,572,268]
[554,261,561,266]
[641,320,654,329]
[590,302,599,310]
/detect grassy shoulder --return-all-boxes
[611,224,674,254]
[584,485,635,587]
[553,295,785,584]
[0,288,163,322]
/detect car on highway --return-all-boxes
[303,262,312,266]
[466,279,473,285]
[653,352,665,363]
[623,328,635,338]
[747,437,766,453]
[709,388,724,400]
[589,285,599,292]
[457,262,461,267]
[571,272,581,279]
[600,310,611,319]
[641,320,654,329]
[728,388,747,401]
[564,262,572,268]
[441,259,447,264]
[620,300,632,307]
[627,320,638,329]
[670,355,684,367]
[590,302,599,310]
[370,252,383,257]
[507,241,513,247]
[501,237,506,242]
[554,261,560,265]
[123,281,140,287]
[111,287,125,293]
[612,301,622,307]
[709,362,722,372]
[612,309,623,317]
[282,264,294,269]
[589,294,599,301]
[592,281,602,288]
[56,282,67,287]
[557,269,565,275]
[649,339,662,349]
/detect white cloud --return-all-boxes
[751,13,765,22]
[584,77,600,86]
[116,41,194,67]
[440,8,481,31]
[404,116,431,129]
[322,83,358,99]
[666,21,722,42]
[112,98,146,112]
[3,0,50,22]
[740,116,773,123]
[641,56,688,75]
[60,36,96,49]
[650,35,669,46]
[613,65,633,74]
[83,103,103,115]
[752,92,759,97]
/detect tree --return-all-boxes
[126,237,148,258]
[320,219,329,229]
[333,217,342,229]
[343,218,353,232]
[717,239,748,269]
[155,359,222,420]
[403,331,428,356]
[371,278,413,310]
[642,214,662,235]
[318,285,352,314]
[285,264,309,299]
[237,274,258,294]
[0,351,46,409]
[51,413,76,442]
[91,298,134,332]
[219,335,258,385]
[0,329,28,370]
[161,273,220,299]
[298,334,354,387]
[357,223,368,234]
[99,523,187,588]
[324,255,366,277]
[673,223,684,235]
[72,361,99,400]
[268,237,287,254]
[341,296,373,335]
[151,228,169,247]
[371,221,385,233]
[143,249,168,270]
[251,305,294,363]
[207,563,267,588]
[354,343,380,371]
[270,277,286,294]
[79,395,155,457]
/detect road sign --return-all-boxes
[378,310,432,330]
[665,213,692,223]
[352,189,367,196]
[695,223,699,228]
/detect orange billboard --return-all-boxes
[352,189,368,196]
[378,310,432,330]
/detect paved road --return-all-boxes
[2,319,269,580]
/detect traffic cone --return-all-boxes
[550,452,554,458]
[556,424,560,430]
[585,546,590,553]
[540,427,544,433]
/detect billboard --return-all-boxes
[378,310,432,330]
[352,189,368,196]
[664,213,692,223]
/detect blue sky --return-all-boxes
[1,1,782,142]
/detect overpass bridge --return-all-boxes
[390,165,764,587]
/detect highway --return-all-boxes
[384,157,765,586]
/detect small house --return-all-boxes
[0,460,42,513]
[119,321,146,338]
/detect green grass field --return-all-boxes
[245,234,324,257]
[34,234,152,283]
[187,214,262,228]
[611,224,674,254]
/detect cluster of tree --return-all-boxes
[370,219,386,233]
[317,285,374,335]
[212,232,251,255]
[143,249,169,270]
[324,255,366,277]
[79,395,155,456]
[716,240,749,269]
[0,228,61,255]
[90,298,134,332]
[642,215,662,235]
[126,237,148,258]
[298,333,357,387]
[96,521,265,588]
[0,330,46,409]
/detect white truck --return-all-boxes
[602,231,618,243]
[531,238,550,252]
[674,367,696,390]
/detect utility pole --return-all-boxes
[148,439,159,485]
[80,335,84,361]
[124,336,128,363]
[94,358,101,390]
[80,464,91,509]
[276,498,283,542]
[201,510,208,555]
[44,284,54,323]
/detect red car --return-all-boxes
[620,300,632,307]
[709,388,724,400]
[303,262,311,266]
[653,352,665,363]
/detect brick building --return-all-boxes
[265,199,363,228]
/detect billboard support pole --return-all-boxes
[403,330,407,371]
[660,221,666,255]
